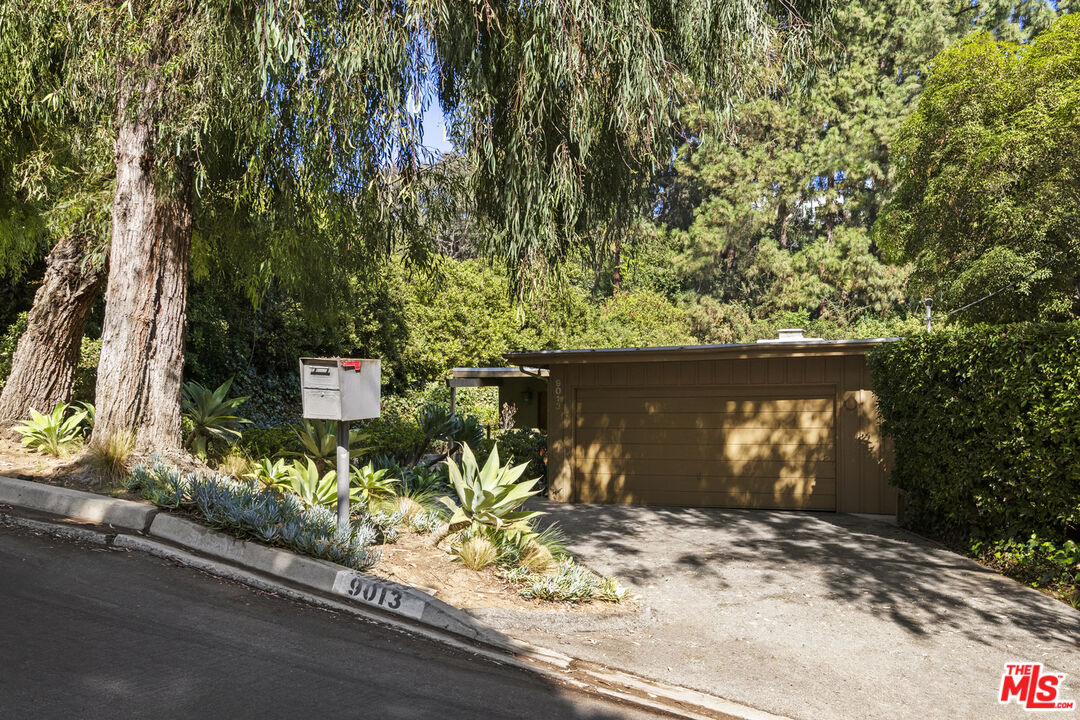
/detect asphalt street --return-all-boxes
[0,525,655,720]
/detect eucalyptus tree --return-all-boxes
[0,25,113,421]
[0,0,825,451]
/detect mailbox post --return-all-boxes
[299,358,381,533]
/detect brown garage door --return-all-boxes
[573,385,836,510]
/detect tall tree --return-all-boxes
[875,15,1080,322]
[1,0,825,452]
[0,31,113,420]
[647,0,1066,340]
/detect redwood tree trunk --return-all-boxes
[0,235,106,421]
[93,105,192,453]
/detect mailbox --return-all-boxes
[299,357,380,421]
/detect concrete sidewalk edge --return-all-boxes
[0,477,790,720]
[0,475,157,531]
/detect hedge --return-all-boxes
[867,322,1080,543]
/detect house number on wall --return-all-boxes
[553,378,563,410]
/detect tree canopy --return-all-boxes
[875,13,1080,322]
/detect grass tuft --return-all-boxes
[456,535,497,571]
[84,430,136,482]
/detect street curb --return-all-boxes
[0,475,157,532]
[147,513,509,648]
[0,477,787,720]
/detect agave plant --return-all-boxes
[285,419,367,470]
[15,403,88,457]
[244,458,292,490]
[350,461,398,507]
[284,459,339,508]
[432,443,543,545]
[181,378,251,457]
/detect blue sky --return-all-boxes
[421,104,454,155]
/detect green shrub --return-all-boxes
[438,443,544,535]
[236,426,299,459]
[0,312,27,392]
[868,323,1080,542]
[493,428,547,488]
[181,378,252,457]
[72,336,100,404]
[974,536,1080,606]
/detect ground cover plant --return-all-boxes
[127,461,380,571]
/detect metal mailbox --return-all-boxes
[299,357,381,421]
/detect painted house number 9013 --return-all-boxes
[348,576,402,610]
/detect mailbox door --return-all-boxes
[339,359,381,420]
[302,359,340,390]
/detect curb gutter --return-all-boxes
[0,475,789,720]
[0,475,157,532]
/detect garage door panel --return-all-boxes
[574,457,836,480]
[576,410,834,431]
[573,441,835,463]
[573,388,836,511]
[576,426,834,447]
[581,471,836,495]
[579,396,834,415]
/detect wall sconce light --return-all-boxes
[522,389,534,404]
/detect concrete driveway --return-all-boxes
[508,502,1080,720]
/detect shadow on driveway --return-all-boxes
[519,500,1080,720]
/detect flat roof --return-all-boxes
[505,337,901,366]
[448,367,549,387]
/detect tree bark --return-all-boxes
[93,104,192,453]
[0,236,106,421]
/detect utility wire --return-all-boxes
[941,244,1076,319]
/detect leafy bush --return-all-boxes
[868,323,1080,543]
[72,336,100,404]
[350,462,398,507]
[0,312,27,392]
[126,462,380,570]
[493,428,547,488]
[284,458,341,508]
[181,378,252,456]
[16,403,88,457]
[285,419,367,470]
[236,427,300,460]
[974,536,1080,606]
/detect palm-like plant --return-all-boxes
[244,458,291,490]
[15,403,88,457]
[285,419,367,471]
[181,378,251,457]
[431,443,543,546]
[350,461,398,507]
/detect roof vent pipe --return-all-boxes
[756,328,823,344]
[777,328,805,342]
